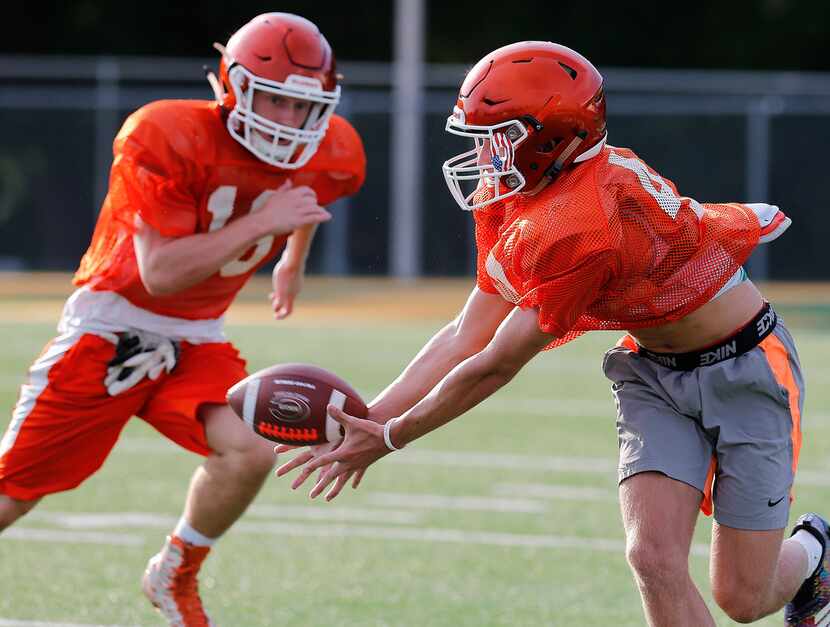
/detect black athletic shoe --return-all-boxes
[785,513,830,626]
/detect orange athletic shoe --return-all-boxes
[142,535,215,627]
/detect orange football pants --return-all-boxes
[0,332,247,501]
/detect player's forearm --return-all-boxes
[279,224,317,269]
[392,350,518,445]
[368,322,483,421]
[136,213,271,295]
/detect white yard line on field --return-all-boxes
[29,504,421,529]
[13,512,713,557]
[363,493,547,513]
[27,511,176,529]
[235,520,712,558]
[477,397,613,417]
[493,483,618,502]
[3,528,143,546]
[114,439,830,484]
[114,438,619,473]
[387,449,617,473]
[248,503,421,524]
[794,470,830,487]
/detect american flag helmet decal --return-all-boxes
[491,131,514,172]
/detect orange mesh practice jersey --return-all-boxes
[74,100,366,319]
[474,145,762,348]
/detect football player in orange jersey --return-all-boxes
[280,42,829,627]
[0,13,365,626]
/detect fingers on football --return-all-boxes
[327,404,356,424]
[327,405,373,434]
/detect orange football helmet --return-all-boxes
[442,41,607,210]
[208,13,340,169]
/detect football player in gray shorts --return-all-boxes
[603,298,827,625]
[280,41,829,627]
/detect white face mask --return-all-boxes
[441,107,529,211]
[225,64,340,169]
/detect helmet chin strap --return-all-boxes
[544,131,587,178]
[541,131,608,180]
[205,69,225,103]
[206,43,232,105]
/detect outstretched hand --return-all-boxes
[269,260,303,320]
[275,405,393,501]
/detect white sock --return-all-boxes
[792,529,824,580]
[172,517,216,547]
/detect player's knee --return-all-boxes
[712,579,766,623]
[625,536,687,586]
[242,440,278,476]
[713,594,764,623]
[213,438,275,480]
[0,495,40,531]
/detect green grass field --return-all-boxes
[1,278,828,626]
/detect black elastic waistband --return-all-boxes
[637,302,777,371]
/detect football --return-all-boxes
[226,363,367,445]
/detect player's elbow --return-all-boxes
[138,265,180,296]
[477,347,524,387]
[446,320,492,359]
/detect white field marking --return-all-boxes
[477,397,613,418]
[387,450,617,474]
[112,438,830,482]
[27,511,176,529]
[795,471,830,487]
[0,620,134,627]
[11,513,715,558]
[494,483,618,502]
[234,520,711,557]
[3,528,143,546]
[364,492,547,513]
[248,504,420,524]
[29,504,421,528]
[113,439,619,473]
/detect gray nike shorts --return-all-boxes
[602,322,804,530]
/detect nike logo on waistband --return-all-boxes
[768,496,786,507]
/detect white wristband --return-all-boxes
[383,417,404,451]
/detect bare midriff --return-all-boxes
[629,281,765,353]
